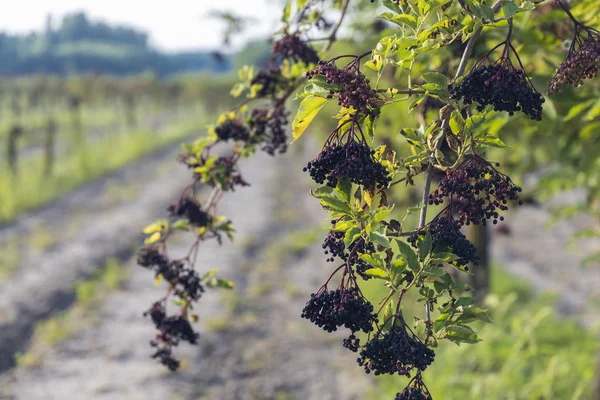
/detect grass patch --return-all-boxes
[0,112,208,223]
[370,266,598,400]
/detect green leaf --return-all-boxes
[476,135,507,148]
[292,96,330,141]
[364,268,388,279]
[394,239,420,271]
[445,324,482,344]
[173,219,190,230]
[373,206,393,223]
[502,1,519,18]
[456,306,493,324]
[480,5,495,20]
[378,12,418,29]
[434,313,451,334]
[336,178,353,202]
[463,114,484,139]
[320,196,352,214]
[370,230,391,248]
[418,230,432,261]
[202,268,219,280]
[360,254,385,269]
[422,72,447,89]
[344,227,362,248]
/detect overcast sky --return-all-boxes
[0,0,282,52]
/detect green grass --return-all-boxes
[0,111,208,223]
[370,266,598,400]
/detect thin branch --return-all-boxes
[321,0,350,53]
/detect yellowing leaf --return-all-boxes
[144,231,161,245]
[292,96,330,141]
[142,219,169,234]
[154,274,164,286]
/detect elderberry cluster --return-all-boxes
[322,230,376,280]
[395,386,432,400]
[301,288,377,334]
[409,211,478,267]
[450,63,544,120]
[272,33,320,65]
[214,119,250,142]
[210,156,249,191]
[249,107,289,155]
[428,156,522,227]
[145,302,199,371]
[357,325,435,376]
[307,60,380,117]
[251,69,282,99]
[304,141,391,189]
[549,35,600,95]
[168,197,212,226]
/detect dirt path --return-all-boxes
[0,143,372,400]
[0,139,194,371]
[0,134,598,398]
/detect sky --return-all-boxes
[0,0,282,52]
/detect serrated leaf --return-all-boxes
[292,96,330,141]
[364,189,373,207]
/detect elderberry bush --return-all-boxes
[409,210,479,267]
[549,34,600,95]
[301,288,377,334]
[304,141,391,189]
[428,155,522,227]
[357,324,435,376]
[450,63,544,120]
[307,59,380,117]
